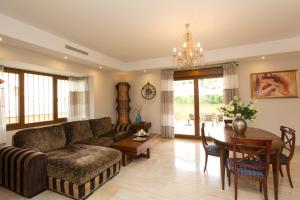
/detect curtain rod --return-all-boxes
[163,61,238,72]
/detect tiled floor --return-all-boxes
[1,138,299,200]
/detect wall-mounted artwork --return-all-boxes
[251,70,298,99]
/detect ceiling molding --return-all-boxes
[123,37,300,71]
[1,14,300,72]
[0,14,124,70]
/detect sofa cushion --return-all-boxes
[13,124,66,153]
[63,120,94,144]
[46,144,121,185]
[76,137,114,147]
[89,117,113,137]
[103,131,131,142]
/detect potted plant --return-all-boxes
[218,96,258,136]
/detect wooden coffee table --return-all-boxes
[111,133,159,166]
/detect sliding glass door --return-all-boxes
[198,78,224,127]
[174,75,223,138]
[174,80,195,136]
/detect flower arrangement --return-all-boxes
[218,96,258,121]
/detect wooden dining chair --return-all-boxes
[226,137,272,200]
[201,123,221,172]
[279,126,296,188]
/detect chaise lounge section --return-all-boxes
[0,117,132,199]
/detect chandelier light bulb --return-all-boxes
[172,24,204,67]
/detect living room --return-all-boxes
[0,1,300,200]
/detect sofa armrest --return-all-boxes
[0,146,48,198]
[112,123,132,133]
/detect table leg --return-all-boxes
[220,147,228,190]
[145,148,150,158]
[122,152,128,166]
[140,148,150,159]
[272,150,280,200]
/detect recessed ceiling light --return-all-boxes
[99,66,103,70]
[261,56,265,60]
[143,70,147,73]
[64,56,68,60]
[0,38,2,41]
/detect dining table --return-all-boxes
[208,125,284,200]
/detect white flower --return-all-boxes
[233,96,239,101]
[249,104,255,110]
[236,113,242,117]
[226,105,234,112]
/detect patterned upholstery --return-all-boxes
[0,146,48,198]
[207,144,221,156]
[112,123,132,133]
[89,117,113,137]
[280,153,288,164]
[63,120,94,145]
[227,158,264,178]
[258,153,288,164]
[48,161,120,200]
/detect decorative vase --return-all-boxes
[135,113,142,124]
[232,117,247,137]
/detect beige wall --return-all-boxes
[112,71,161,133]
[0,44,117,145]
[1,43,300,146]
[119,53,300,145]
[238,53,300,145]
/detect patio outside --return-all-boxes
[174,78,224,135]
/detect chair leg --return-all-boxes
[204,154,208,172]
[234,174,238,200]
[226,165,231,186]
[286,163,294,188]
[263,179,268,200]
[279,165,284,177]
[259,181,262,193]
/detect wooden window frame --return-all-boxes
[174,67,223,139]
[4,67,68,131]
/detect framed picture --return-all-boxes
[251,70,298,99]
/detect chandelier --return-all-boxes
[172,23,204,67]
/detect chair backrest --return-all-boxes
[189,114,195,120]
[280,126,296,161]
[204,114,213,122]
[201,123,208,149]
[217,114,224,122]
[231,137,272,176]
[224,119,233,127]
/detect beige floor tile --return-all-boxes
[0,138,299,200]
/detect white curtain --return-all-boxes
[223,63,239,104]
[161,70,175,139]
[0,66,6,144]
[68,77,90,121]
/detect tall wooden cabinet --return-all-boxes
[116,82,131,124]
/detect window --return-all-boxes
[2,67,69,130]
[57,79,69,118]
[3,71,19,125]
[24,73,54,123]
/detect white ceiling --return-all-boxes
[1,0,300,63]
